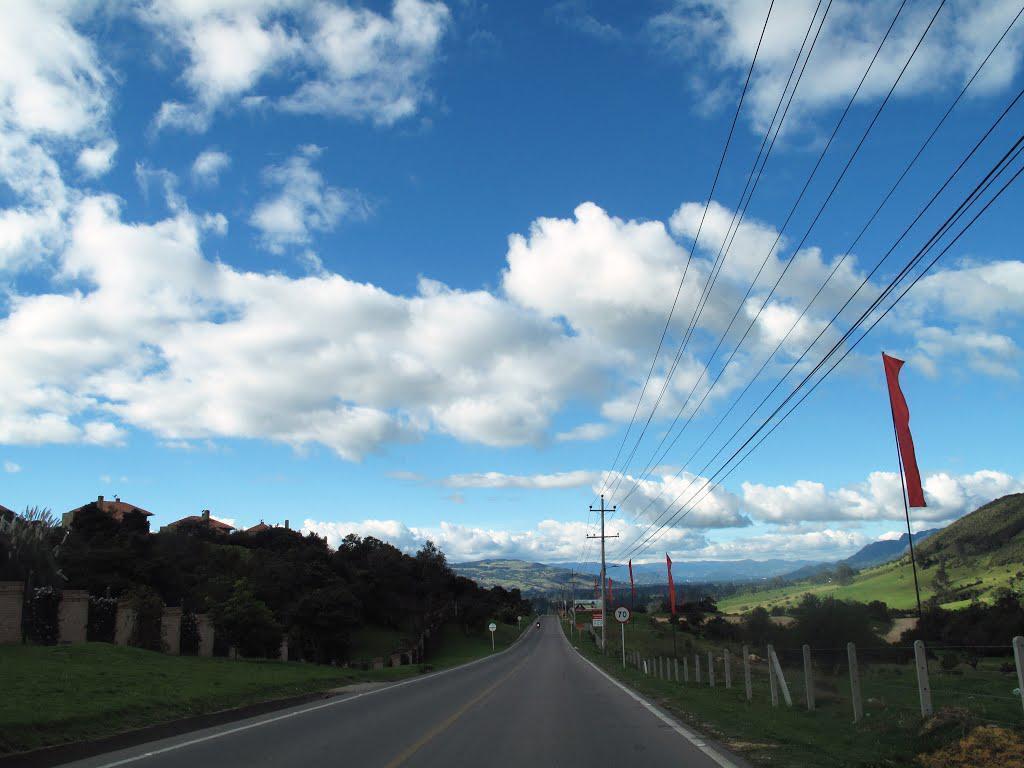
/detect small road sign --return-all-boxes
[614,606,630,623]
[488,622,497,632]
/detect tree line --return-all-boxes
[0,504,532,663]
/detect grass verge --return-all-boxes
[0,618,532,756]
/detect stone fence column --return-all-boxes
[279,636,289,661]
[0,582,24,644]
[195,613,214,657]
[115,599,136,647]
[58,590,89,644]
[161,607,183,655]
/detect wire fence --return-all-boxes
[583,623,1024,730]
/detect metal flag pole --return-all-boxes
[889,400,923,619]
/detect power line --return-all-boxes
[613,0,931,509]
[603,0,832,507]
[611,5,1024,528]
[617,125,1024,560]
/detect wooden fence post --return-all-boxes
[724,648,732,688]
[742,644,752,702]
[803,644,815,711]
[914,640,933,717]
[848,642,863,723]
[708,650,716,687]
[768,645,792,706]
[1013,636,1024,716]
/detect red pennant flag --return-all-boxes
[666,554,676,616]
[594,577,599,599]
[628,559,636,608]
[608,577,614,603]
[882,353,927,508]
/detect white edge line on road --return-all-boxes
[85,622,537,768]
[565,634,741,768]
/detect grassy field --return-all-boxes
[0,618,531,756]
[563,615,1024,768]
[718,556,1021,614]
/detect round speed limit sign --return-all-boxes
[488,622,497,632]
[614,606,631,623]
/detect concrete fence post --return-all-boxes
[0,582,24,645]
[707,650,716,687]
[1013,636,1024,716]
[114,600,136,647]
[695,653,702,685]
[847,642,863,723]
[58,590,89,645]
[683,656,689,683]
[195,613,214,657]
[674,657,680,683]
[660,657,665,680]
[803,644,815,711]
[724,648,732,689]
[914,640,933,718]
[160,607,183,655]
[768,645,792,707]
[742,644,752,702]
[768,646,779,707]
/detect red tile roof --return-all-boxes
[166,513,234,532]
[245,521,272,534]
[0,504,14,517]
[68,496,153,522]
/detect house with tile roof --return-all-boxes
[163,509,234,535]
[62,496,154,528]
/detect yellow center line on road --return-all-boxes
[382,657,528,768]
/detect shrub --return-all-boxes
[180,610,200,655]
[27,586,61,645]
[211,579,282,658]
[940,652,959,671]
[87,595,117,642]
[126,586,164,651]
[918,725,1024,768]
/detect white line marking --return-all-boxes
[563,631,741,768]
[83,625,537,768]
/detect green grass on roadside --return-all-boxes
[0,618,532,756]
[562,616,1024,768]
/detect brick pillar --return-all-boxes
[114,600,136,647]
[195,613,214,657]
[279,636,289,661]
[0,582,24,645]
[58,590,89,644]
[161,607,183,655]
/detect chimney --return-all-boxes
[98,495,104,502]
[284,519,290,530]
[115,496,120,502]
[202,509,210,521]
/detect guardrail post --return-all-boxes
[724,648,732,688]
[1013,636,1024,716]
[914,640,933,717]
[847,642,863,723]
[742,644,752,702]
[803,644,815,711]
[695,653,702,685]
[707,650,716,687]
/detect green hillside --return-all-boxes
[720,494,1024,614]
[452,559,586,593]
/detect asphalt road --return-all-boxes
[59,617,742,768]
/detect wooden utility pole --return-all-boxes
[587,495,618,653]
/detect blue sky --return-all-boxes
[2,0,1023,565]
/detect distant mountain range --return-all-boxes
[783,528,941,580]
[454,528,952,595]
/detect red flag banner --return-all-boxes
[608,577,614,602]
[882,353,926,508]
[628,559,636,607]
[593,577,599,598]
[666,554,676,616]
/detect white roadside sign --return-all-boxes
[614,606,630,623]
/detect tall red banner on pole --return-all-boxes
[882,353,927,507]
[628,559,636,608]
[666,554,676,616]
[608,577,614,603]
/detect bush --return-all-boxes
[126,586,164,651]
[180,610,200,656]
[940,652,959,671]
[87,595,117,642]
[211,579,282,658]
[27,586,61,645]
